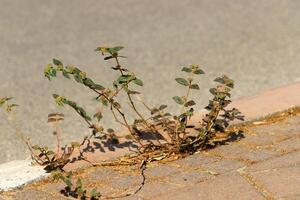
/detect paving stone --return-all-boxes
[145,164,183,179]
[278,125,300,137]
[3,114,300,199]
[202,159,245,174]
[39,181,65,196]
[136,181,180,199]
[240,130,288,147]
[252,122,300,138]
[208,143,278,164]
[11,189,67,200]
[280,194,300,200]
[108,175,140,190]
[120,194,145,200]
[272,137,300,153]
[246,150,300,172]
[156,172,265,200]
[281,115,300,127]
[170,153,218,169]
[249,165,300,199]
[84,167,120,184]
[234,149,276,164]
[166,171,211,186]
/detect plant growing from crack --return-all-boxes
[1,45,244,199]
[52,171,101,200]
[44,46,243,155]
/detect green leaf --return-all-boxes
[83,77,94,87]
[46,150,55,155]
[94,47,103,52]
[133,78,143,86]
[76,178,82,188]
[71,142,81,148]
[102,99,109,107]
[74,74,83,83]
[186,107,194,117]
[32,145,40,150]
[93,111,103,122]
[175,78,189,86]
[185,100,196,107]
[214,77,225,84]
[93,84,105,90]
[0,97,13,106]
[164,113,171,117]
[182,67,192,73]
[65,178,72,188]
[76,106,92,121]
[90,188,101,198]
[159,105,167,110]
[214,75,234,88]
[178,113,187,122]
[209,88,217,95]
[83,78,105,90]
[172,96,184,105]
[117,74,134,84]
[150,108,159,115]
[113,46,124,51]
[62,70,70,79]
[53,94,66,106]
[44,64,56,80]
[52,58,63,66]
[107,46,124,55]
[107,128,114,133]
[193,69,205,75]
[190,84,200,90]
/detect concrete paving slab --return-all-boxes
[157,172,265,200]
[0,160,48,192]
[246,151,300,172]
[249,166,300,199]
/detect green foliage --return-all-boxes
[31,143,75,172]
[186,74,244,150]
[53,170,101,199]
[43,46,243,155]
[0,44,245,200]
[181,64,205,75]
[172,96,185,105]
[53,94,92,122]
[175,78,189,86]
[95,46,124,56]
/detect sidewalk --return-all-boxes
[1,109,300,200]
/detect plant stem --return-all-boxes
[54,122,61,156]
[115,56,164,145]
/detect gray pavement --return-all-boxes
[2,112,300,199]
[1,0,300,163]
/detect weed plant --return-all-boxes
[1,46,243,199]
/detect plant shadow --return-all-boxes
[208,130,245,149]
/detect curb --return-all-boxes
[230,81,300,121]
[1,81,300,192]
[0,160,48,192]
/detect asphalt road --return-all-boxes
[1,0,300,163]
